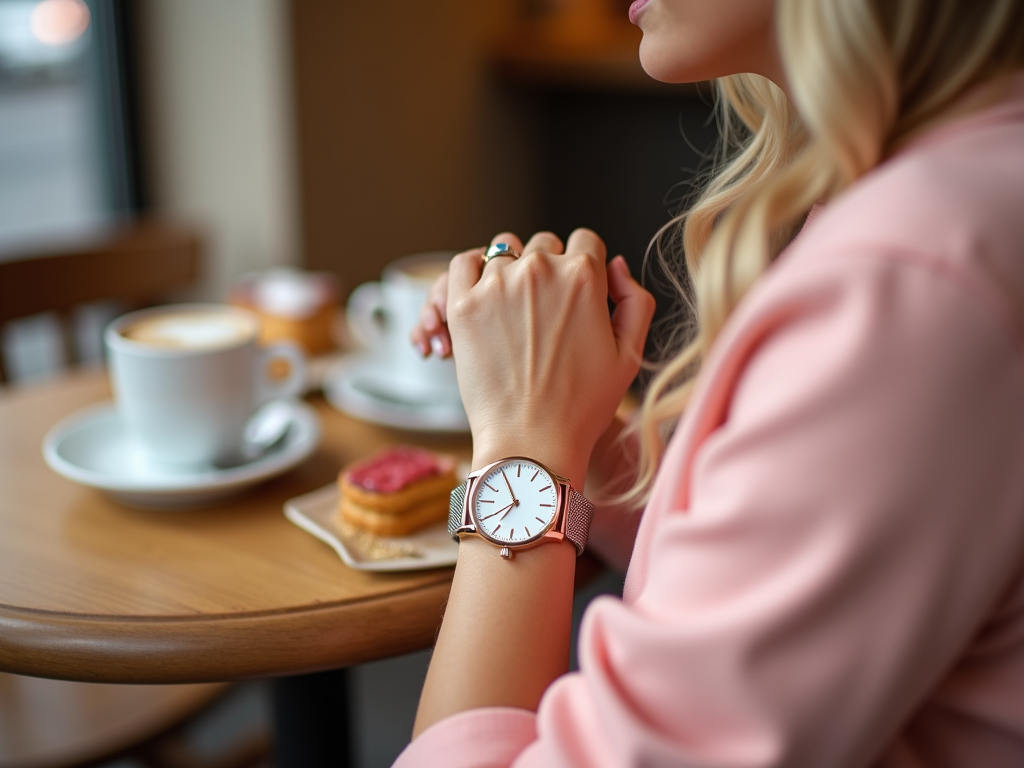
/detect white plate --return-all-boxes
[323,353,469,433]
[284,484,458,572]
[42,400,320,509]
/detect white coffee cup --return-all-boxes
[346,251,460,404]
[105,303,308,469]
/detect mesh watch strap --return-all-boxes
[447,481,467,540]
[563,486,593,555]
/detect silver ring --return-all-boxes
[483,243,521,264]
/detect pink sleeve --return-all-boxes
[395,249,1024,767]
[393,708,537,768]
[524,254,1024,766]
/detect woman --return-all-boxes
[400,0,1024,765]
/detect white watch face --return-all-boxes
[471,459,559,547]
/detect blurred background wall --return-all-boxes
[136,0,300,301]
[135,0,544,302]
[289,0,538,294]
[133,0,717,305]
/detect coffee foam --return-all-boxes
[399,260,448,282]
[121,311,255,350]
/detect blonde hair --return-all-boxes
[626,0,1024,505]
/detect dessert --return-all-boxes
[338,445,458,536]
[230,268,338,355]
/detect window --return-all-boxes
[0,0,139,380]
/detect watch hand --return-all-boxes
[501,470,518,503]
[480,502,515,521]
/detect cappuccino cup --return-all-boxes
[346,252,460,404]
[105,304,308,469]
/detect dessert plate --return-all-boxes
[43,400,320,509]
[284,483,459,572]
[322,353,469,433]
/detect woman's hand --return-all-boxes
[442,229,654,484]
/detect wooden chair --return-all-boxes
[0,221,269,767]
[0,674,269,768]
[0,220,201,384]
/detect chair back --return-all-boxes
[0,221,201,383]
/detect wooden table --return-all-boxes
[0,368,462,685]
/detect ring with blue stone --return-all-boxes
[482,243,521,264]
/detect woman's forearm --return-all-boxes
[413,535,576,737]
[412,416,639,737]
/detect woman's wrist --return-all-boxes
[470,438,589,490]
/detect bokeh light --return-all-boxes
[30,0,90,47]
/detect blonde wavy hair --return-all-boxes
[625,0,1024,505]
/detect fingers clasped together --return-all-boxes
[410,229,655,474]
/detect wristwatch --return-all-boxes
[448,456,593,559]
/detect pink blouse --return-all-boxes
[394,73,1024,767]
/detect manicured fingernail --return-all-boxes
[416,340,430,357]
[430,336,446,357]
[614,255,630,274]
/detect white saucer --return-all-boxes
[42,400,321,509]
[323,353,469,433]
[284,484,458,572]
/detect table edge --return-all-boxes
[0,580,452,683]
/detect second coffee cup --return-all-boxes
[105,304,308,469]
[346,251,460,405]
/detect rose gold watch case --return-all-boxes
[454,456,568,552]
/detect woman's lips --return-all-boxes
[628,0,651,25]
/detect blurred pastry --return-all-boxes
[338,445,458,536]
[231,268,338,355]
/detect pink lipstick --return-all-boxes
[628,0,650,25]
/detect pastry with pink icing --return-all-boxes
[338,445,457,536]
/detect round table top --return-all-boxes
[0,369,461,684]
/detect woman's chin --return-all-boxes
[637,44,703,84]
[637,44,674,82]
[637,40,735,85]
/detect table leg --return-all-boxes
[271,668,352,768]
